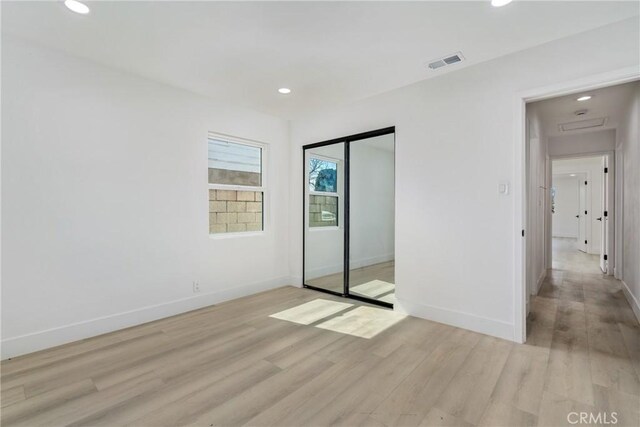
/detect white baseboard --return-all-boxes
[305,263,343,280]
[394,297,514,342]
[534,269,548,295]
[349,254,394,270]
[1,276,291,360]
[621,280,640,324]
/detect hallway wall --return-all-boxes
[525,103,549,300]
[616,81,640,320]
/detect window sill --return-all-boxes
[309,226,342,232]
[209,231,266,240]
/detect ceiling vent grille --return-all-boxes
[559,117,607,132]
[427,52,465,70]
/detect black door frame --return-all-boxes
[302,126,395,308]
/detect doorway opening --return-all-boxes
[521,77,639,345]
[302,127,395,308]
[550,155,609,275]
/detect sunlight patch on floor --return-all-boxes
[269,299,353,325]
[316,306,406,339]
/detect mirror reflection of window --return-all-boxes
[309,159,337,192]
[309,156,340,228]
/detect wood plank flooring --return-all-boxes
[1,243,638,426]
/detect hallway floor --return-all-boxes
[551,237,603,274]
[526,237,640,425]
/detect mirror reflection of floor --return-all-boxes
[305,260,395,303]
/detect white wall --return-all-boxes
[616,81,640,321]
[552,156,605,254]
[548,129,615,157]
[1,37,291,358]
[289,18,639,341]
[552,176,580,238]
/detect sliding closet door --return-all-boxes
[348,134,395,305]
[303,142,346,295]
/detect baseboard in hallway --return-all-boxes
[621,279,640,323]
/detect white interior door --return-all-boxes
[600,157,609,273]
[578,175,588,253]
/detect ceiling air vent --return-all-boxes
[559,117,607,132]
[427,52,465,70]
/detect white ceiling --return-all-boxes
[2,1,638,119]
[532,81,639,138]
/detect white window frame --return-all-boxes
[208,132,268,238]
[307,153,342,231]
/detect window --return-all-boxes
[208,135,265,234]
[308,156,339,227]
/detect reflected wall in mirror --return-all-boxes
[304,142,345,294]
[349,134,395,304]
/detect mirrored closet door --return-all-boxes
[348,133,396,305]
[304,142,345,295]
[303,128,395,307]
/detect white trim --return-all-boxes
[305,150,344,231]
[305,263,343,281]
[1,276,292,360]
[349,253,394,270]
[208,184,264,193]
[534,268,547,296]
[309,226,341,232]
[515,66,640,344]
[310,190,339,197]
[621,280,640,324]
[207,131,268,149]
[305,253,393,281]
[394,297,514,341]
[209,231,266,240]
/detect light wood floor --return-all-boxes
[1,248,638,426]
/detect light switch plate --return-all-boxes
[499,181,510,195]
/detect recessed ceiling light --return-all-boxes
[491,0,513,7]
[64,0,90,14]
[570,174,576,177]
[278,88,291,94]
[577,95,592,102]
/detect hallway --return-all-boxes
[550,237,603,275]
[526,237,639,424]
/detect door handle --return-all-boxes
[597,217,602,221]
